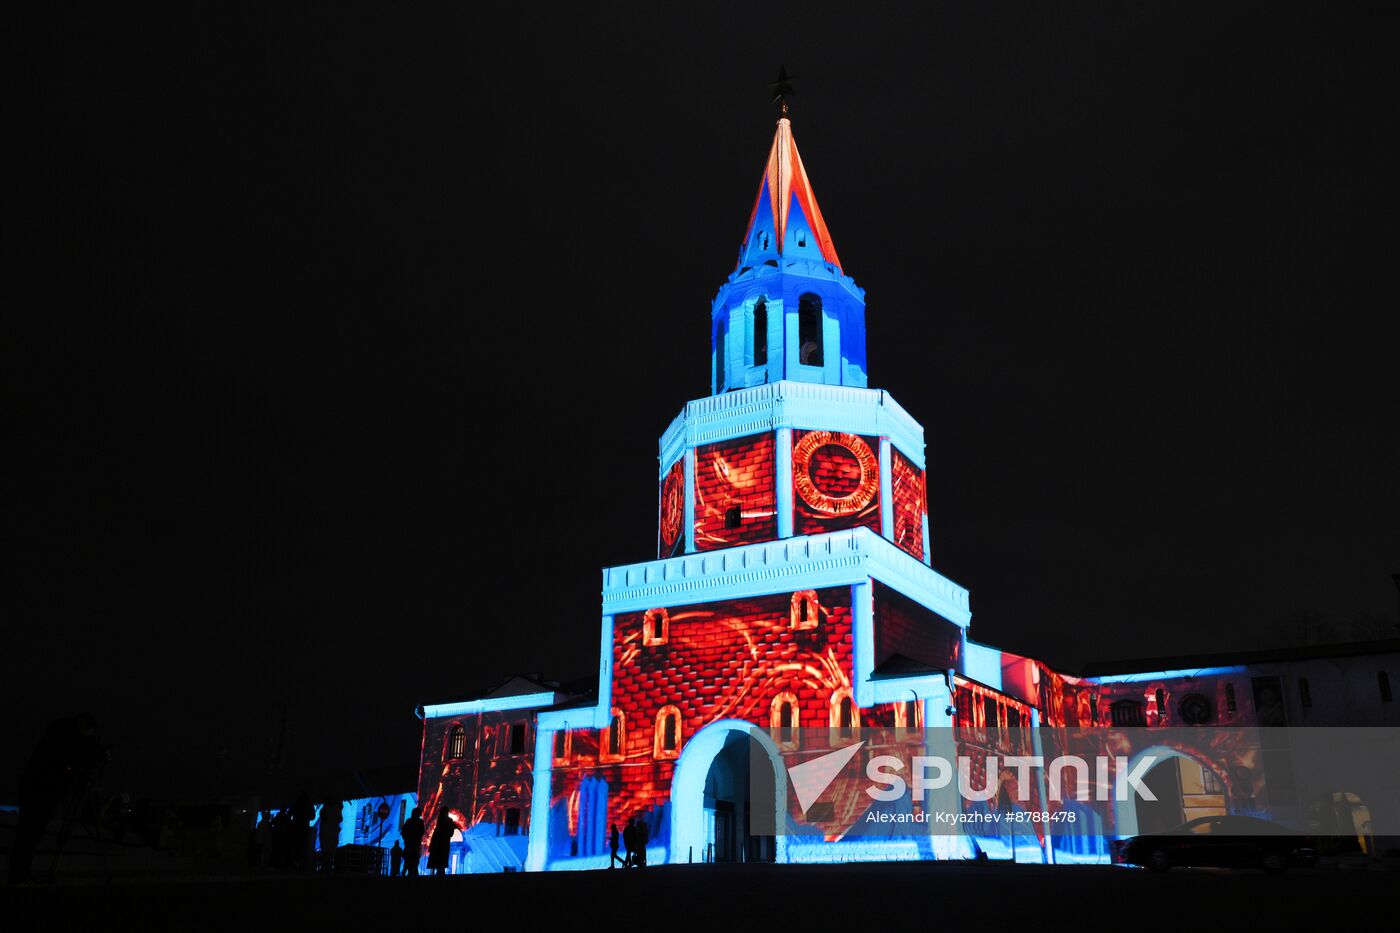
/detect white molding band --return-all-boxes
[655,381,925,472]
[600,527,969,626]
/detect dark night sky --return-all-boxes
[4,2,1397,800]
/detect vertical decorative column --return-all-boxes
[851,578,875,708]
[878,437,894,541]
[683,447,697,554]
[775,426,793,538]
[921,512,931,564]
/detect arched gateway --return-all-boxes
[669,719,788,865]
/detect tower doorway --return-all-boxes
[669,719,786,865]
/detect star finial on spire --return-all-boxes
[769,65,797,119]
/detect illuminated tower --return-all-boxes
[412,92,993,875]
[518,102,977,870]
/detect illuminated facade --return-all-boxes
[412,112,1400,872]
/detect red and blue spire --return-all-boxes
[737,116,843,272]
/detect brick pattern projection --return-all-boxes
[541,587,909,860]
[693,433,777,550]
[792,430,882,537]
[889,449,927,560]
[872,581,961,673]
[417,711,534,859]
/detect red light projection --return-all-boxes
[792,430,881,537]
[693,433,777,550]
[416,711,535,858]
[889,448,926,559]
[542,587,886,853]
[658,460,685,557]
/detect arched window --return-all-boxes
[752,299,768,366]
[830,689,858,738]
[653,705,682,760]
[771,691,799,748]
[447,723,467,760]
[894,697,921,733]
[798,294,824,366]
[790,590,820,631]
[601,708,625,763]
[643,608,669,647]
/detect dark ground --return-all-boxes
[3,860,1394,929]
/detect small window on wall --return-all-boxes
[1110,700,1146,727]
[504,808,521,836]
[1225,683,1237,714]
[1154,689,1168,721]
[724,505,743,529]
[955,690,974,737]
[643,608,669,647]
[798,294,824,366]
[447,724,467,760]
[1298,678,1312,709]
[831,690,859,738]
[601,709,625,763]
[507,722,527,755]
[654,705,682,760]
[983,697,1000,735]
[790,590,821,630]
[895,698,921,732]
[552,729,571,763]
[1381,671,1393,703]
[753,300,768,366]
[715,321,727,391]
[771,692,799,747]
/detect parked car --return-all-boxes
[1116,815,1317,874]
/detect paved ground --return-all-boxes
[4,859,1395,929]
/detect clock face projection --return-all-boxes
[659,462,685,553]
[792,430,879,516]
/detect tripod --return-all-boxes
[46,776,113,884]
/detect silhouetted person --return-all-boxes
[289,791,314,871]
[271,808,293,868]
[427,809,455,876]
[622,818,637,868]
[636,818,649,867]
[609,823,624,868]
[390,839,403,877]
[255,810,273,869]
[318,798,341,871]
[8,713,102,885]
[400,807,425,876]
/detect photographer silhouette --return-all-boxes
[8,713,104,885]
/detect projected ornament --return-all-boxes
[793,431,878,515]
[660,465,684,549]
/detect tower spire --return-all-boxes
[736,74,842,272]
